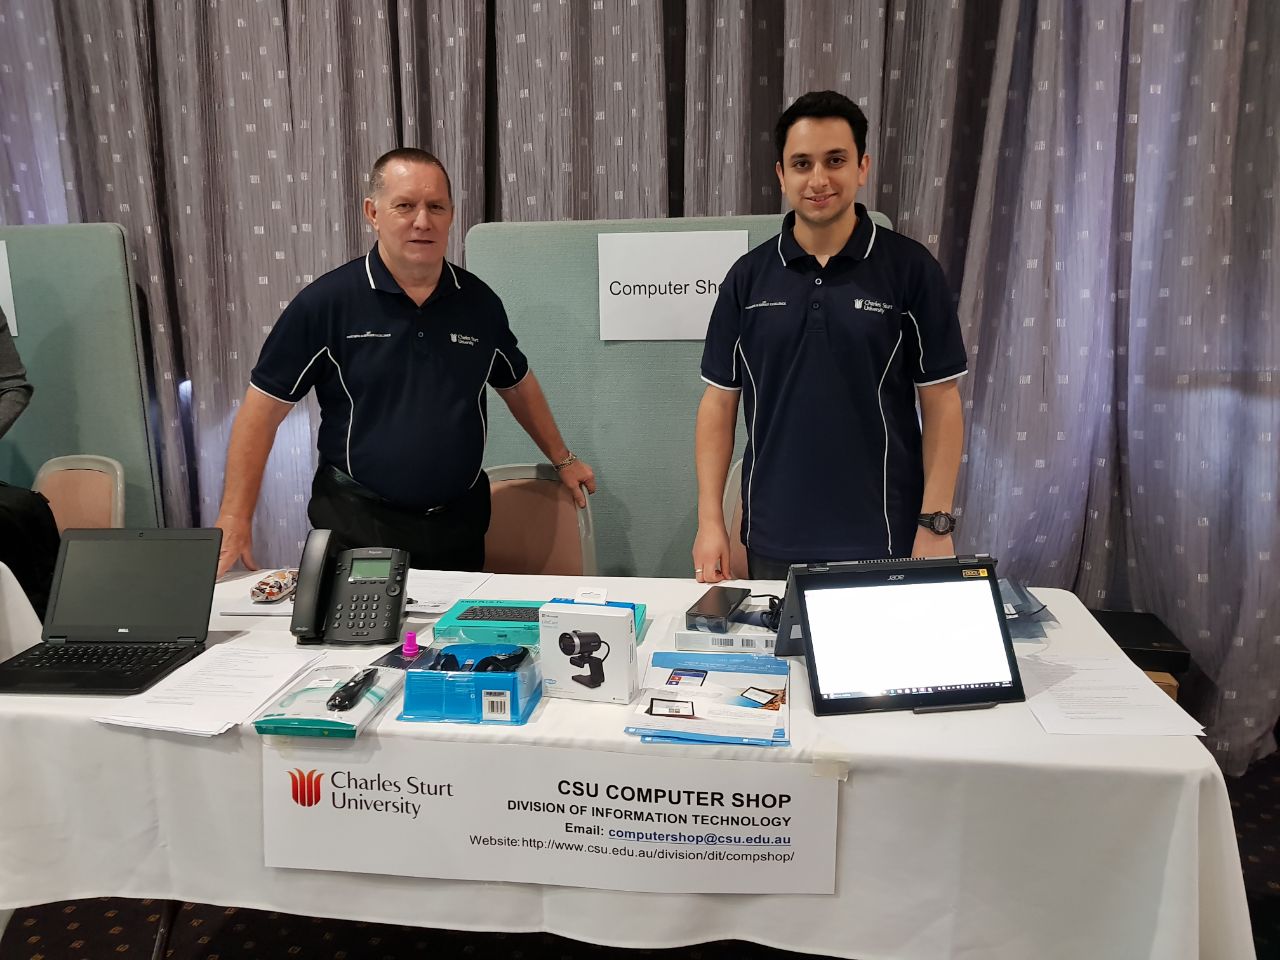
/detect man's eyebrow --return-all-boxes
[786,148,849,160]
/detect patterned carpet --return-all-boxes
[6,750,1280,960]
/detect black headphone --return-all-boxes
[428,648,529,673]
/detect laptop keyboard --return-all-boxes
[10,643,187,674]
[455,605,543,623]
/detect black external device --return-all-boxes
[685,586,751,634]
[326,667,379,711]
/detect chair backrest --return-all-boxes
[485,464,597,576]
[32,455,125,532]
[722,458,748,579]
[0,561,42,660]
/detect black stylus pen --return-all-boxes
[327,667,379,712]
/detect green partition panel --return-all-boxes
[466,213,891,578]
[0,223,161,527]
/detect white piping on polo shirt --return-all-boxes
[906,309,926,375]
[701,335,743,391]
[365,251,463,291]
[494,348,521,385]
[865,218,878,258]
[327,351,357,479]
[473,351,500,488]
[916,370,968,387]
[276,346,357,478]
[736,341,760,547]
[249,382,293,405]
[700,376,741,392]
[878,331,903,556]
[776,231,786,266]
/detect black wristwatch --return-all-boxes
[918,511,957,536]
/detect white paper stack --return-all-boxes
[1019,654,1205,736]
[94,646,324,737]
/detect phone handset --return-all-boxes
[291,528,336,643]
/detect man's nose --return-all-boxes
[413,207,431,230]
[809,164,831,188]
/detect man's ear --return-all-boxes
[857,153,871,187]
[362,196,378,230]
[775,160,785,191]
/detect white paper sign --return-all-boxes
[264,737,836,894]
[0,241,16,335]
[597,231,748,341]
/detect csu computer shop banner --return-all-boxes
[263,738,836,894]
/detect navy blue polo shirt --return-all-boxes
[251,245,529,511]
[700,204,966,561]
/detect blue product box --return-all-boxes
[398,644,542,725]
[432,598,546,646]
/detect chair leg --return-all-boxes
[150,899,180,960]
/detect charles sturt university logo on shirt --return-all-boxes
[288,768,325,807]
[853,297,892,314]
[449,333,479,347]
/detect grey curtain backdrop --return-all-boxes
[0,0,1276,775]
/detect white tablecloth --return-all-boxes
[0,574,1254,960]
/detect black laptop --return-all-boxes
[0,528,222,695]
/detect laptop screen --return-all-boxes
[797,559,1024,715]
[44,531,221,642]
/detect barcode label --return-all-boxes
[764,636,776,649]
[483,691,510,719]
[710,637,735,647]
[739,637,756,648]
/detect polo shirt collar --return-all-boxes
[776,203,878,266]
[363,243,463,299]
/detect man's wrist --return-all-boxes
[917,510,957,536]
[551,451,577,471]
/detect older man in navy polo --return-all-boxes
[215,148,595,575]
[693,91,966,582]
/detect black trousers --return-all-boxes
[746,550,795,581]
[307,465,490,572]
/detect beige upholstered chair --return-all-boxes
[32,455,125,532]
[484,464,597,576]
[721,457,749,579]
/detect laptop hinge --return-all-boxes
[47,637,67,644]
[179,638,200,644]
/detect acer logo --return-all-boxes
[288,768,325,808]
[887,574,905,581]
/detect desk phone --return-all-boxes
[290,529,409,646]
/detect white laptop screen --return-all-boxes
[804,577,1014,702]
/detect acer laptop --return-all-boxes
[788,556,1025,716]
[0,528,222,695]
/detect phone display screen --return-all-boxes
[666,669,708,686]
[349,558,392,581]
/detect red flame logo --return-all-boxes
[288,768,325,808]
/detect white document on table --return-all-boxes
[93,646,323,737]
[403,570,493,615]
[1020,655,1204,736]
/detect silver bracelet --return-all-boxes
[551,452,577,471]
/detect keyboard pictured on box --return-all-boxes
[433,599,547,646]
[455,605,543,623]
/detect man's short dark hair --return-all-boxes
[369,147,452,201]
[774,91,869,162]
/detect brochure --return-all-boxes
[624,651,790,747]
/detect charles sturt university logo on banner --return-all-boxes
[288,768,325,808]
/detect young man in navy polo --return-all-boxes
[693,91,966,582]
[214,148,595,575]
